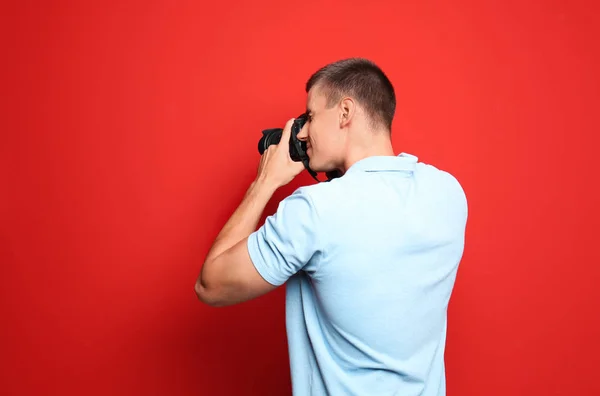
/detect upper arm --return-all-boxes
[196,187,322,307]
[196,236,278,307]
[247,187,323,286]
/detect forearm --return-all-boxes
[203,178,276,265]
[195,119,304,306]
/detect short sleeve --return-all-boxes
[247,187,322,286]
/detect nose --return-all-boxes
[297,124,308,141]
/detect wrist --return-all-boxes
[251,176,278,195]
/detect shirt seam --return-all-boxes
[302,188,326,277]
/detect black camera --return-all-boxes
[258,113,308,162]
[257,113,341,183]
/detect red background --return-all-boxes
[2,1,599,395]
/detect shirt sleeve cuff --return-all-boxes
[247,230,286,287]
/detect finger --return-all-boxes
[279,118,295,143]
[262,146,272,159]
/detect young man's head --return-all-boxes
[296,58,396,174]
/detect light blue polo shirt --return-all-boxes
[247,153,468,396]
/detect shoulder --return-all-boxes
[289,178,346,217]
[267,184,329,240]
[414,161,468,216]
[418,162,466,193]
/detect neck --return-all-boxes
[340,129,395,173]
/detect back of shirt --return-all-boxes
[248,153,468,396]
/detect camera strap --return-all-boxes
[302,158,340,183]
[303,159,325,182]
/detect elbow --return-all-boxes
[194,278,227,307]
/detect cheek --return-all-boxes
[308,124,317,144]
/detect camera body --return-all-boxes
[258,113,308,162]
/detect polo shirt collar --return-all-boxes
[345,152,418,175]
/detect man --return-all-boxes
[195,58,468,396]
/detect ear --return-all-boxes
[339,97,355,128]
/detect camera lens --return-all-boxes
[258,128,283,154]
